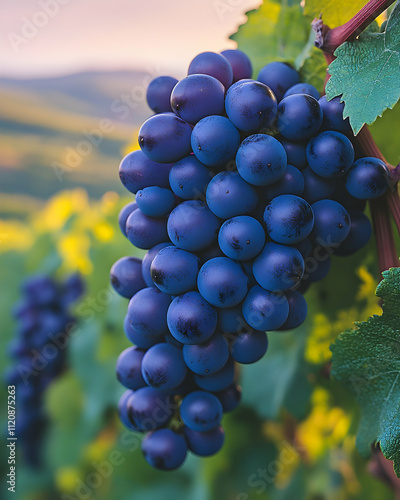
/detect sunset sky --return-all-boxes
[1,0,262,78]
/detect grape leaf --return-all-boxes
[231,0,311,75]
[331,267,400,476]
[304,0,367,28]
[325,2,400,135]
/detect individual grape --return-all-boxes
[345,157,390,200]
[167,291,217,345]
[257,62,299,101]
[319,95,351,135]
[206,171,259,219]
[118,390,137,431]
[301,167,336,204]
[231,329,268,364]
[127,287,171,337]
[125,209,168,249]
[183,333,229,375]
[266,164,305,199]
[139,113,192,163]
[221,49,252,82]
[253,242,305,292]
[110,257,146,299]
[184,425,225,456]
[123,315,164,349]
[218,216,266,261]
[180,391,223,431]
[116,347,146,390]
[283,82,320,100]
[194,357,235,391]
[306,131,355,178]
[118,201,137,237]
[119,150,172,194]
[236,134,287,186]
[150,246,201,295]
[242,285,289,331]
[127,387,173,431]
[197,257,249,308]
[141,343,187,391]
[171,74,225,124]
[188,51,233,89]
[263,195,314,244]
[332,180,366,211]
[169,155,212,200]
[142,429,187,470]
[279,290,308,330]
[146,76,178,113]
[191,115,240,167]
[278,138,307,170]
[141,242,171,287]
[216,384,242,412]
[334,210,372,256]
[136,187,175,217]
[311,199,350,246]
[225,81,277,132]
[167,200,220,251]
[276,94,323,142]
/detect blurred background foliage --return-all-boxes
[1,0,400,499]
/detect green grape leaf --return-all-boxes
[231,0,311,75]
[304,0,366,28]
[331,267,400,476]
[325,2,400,135]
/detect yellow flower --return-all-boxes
[297,388,350,462]
[55,467,80,493]
[0,220,34,253]
[58,233,92,274]
[34,189,89,232]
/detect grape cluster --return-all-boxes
[113,50,390,471]
[5,274,84,466]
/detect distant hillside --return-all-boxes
[0,70,155,212]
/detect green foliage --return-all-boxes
[331,267,400,476]
[326,2,400,134]
[304,0,366,27]
[230,0,311,75]
[241,326,313,420]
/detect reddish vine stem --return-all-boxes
[370,197,398,272]
[387,189,400,236]
[314,0,395,53]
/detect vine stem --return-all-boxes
[313,0,396,53]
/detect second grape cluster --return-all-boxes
[111,49,390,470]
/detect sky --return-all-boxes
[0,0,262,78]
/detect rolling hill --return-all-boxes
[0,70,156,215]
